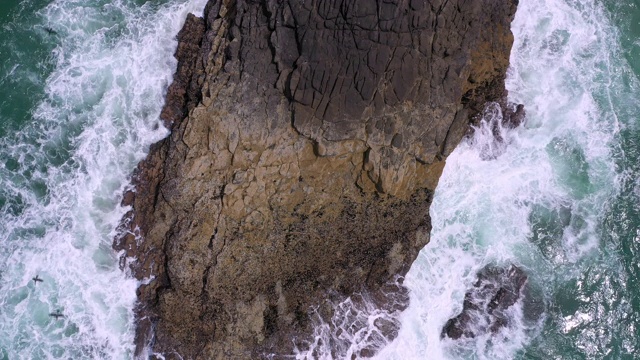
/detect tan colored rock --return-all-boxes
[114,0,519,358]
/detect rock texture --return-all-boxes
[442,264,528,340]
[114,0,518,358]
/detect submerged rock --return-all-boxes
[442,264,528,340]
[114,0,520,358]
[467,99,526,160]
[502,102,527,129]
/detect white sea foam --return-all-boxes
[0,0,206,358]
[375,0,625,359]
[294,278,411,360]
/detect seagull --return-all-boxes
[32,275,43,285]
[49,309,64,320]
[43,27,57,35]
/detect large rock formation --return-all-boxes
[114,0,519,358]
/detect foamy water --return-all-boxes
[376,0,632,359]
[0,0,206,358]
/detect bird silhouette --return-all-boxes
[32,275,43,285]
[48,309,64,320]
[43,27,57,35]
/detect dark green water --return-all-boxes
[0,0,55,138]
[0,0,207,358]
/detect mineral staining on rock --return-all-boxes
[114,0,519,358]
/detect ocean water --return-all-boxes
[0,0,206,358]
[1,0,639,359]
[376,0,640,359]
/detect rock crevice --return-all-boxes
[114,0,519,358]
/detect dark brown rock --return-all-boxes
[159,13,206,129]
[502,102,527,129]
[114,0,519,358]
[442,264,528,340]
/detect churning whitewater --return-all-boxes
[377,0,640,359]
[0,0,206,358]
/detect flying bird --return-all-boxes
[49,309,64,320]
[43,27,57,35]
[32,275,43,285]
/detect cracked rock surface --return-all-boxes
[114,0,518,358]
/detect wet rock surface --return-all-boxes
[442,264,528,340]
[114,0,519,358]
[501,102,527,129]
[467,98,526,161]
[307,278,411,359]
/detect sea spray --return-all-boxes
[0,0,206,358]
[295,279,408,359]
[377,0,636,359]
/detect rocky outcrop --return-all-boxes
[442,264,528,340]
[114,0,519,358]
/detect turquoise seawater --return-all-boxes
[0,0,206,358]
[1,0,640,359]
[378,0,640,359]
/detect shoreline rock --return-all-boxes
[114,0,519,358]
[442,264,528,340]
